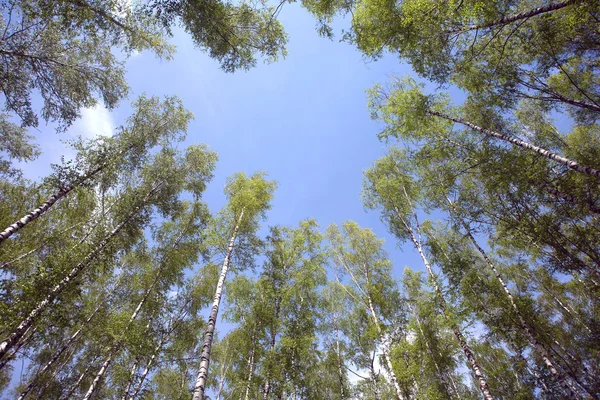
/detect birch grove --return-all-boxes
[1,0,599,398]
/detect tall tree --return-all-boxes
[0,144,217,364]
[363,153,494,400]
[191,172,276,400]
[0,95,192,245]
[326,221,406,400]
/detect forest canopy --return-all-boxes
[0,0,598,399]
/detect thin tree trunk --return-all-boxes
[262,297,281,400]
[243,338,256,400]
[370,359,382,400]
[335,326,346,399]
[61,354,101,400]
[537,279,593,335]
[455,212,579,399]
[366,295,405,400]
[0,183,160,361]
[398,207,494,400]
[83,265,161,400]
[128,300,190,400]
[192,209,245,400]
[447,0,577,34]
[0,164,105,244]
[120,357,140,400]
[17,302,103,399]
[426,110,600,178]
[0,326,36,371]
[129,343,162,400]
[82,349,116,400]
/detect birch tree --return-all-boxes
[363,153,495,400]
[0,95,192,245]
[191,172,275,400]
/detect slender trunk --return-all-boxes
[335,327,346,399]
[447,0,577,34]
[120,358,140,400]
[370,362,382,400]
[192,209,245,400]
[400,212,494,400]
[243,338,256,400]
[82,349,116,400]
[83,268,159,400]
[216,366,227,400]
[0,164,105,244]
[427,110,600,178]
[0,183,160,361]
[2,198,118,269]
[17,302,103,399]
[61,354,101,400]
[457,215,580,399]
[523,357,551,397]
[0,326,35,371]
[129,342,162,400]
[539,280,593,335]
[262,297,281,400]
[366,295,405,400]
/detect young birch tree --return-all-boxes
[191,172,275,400]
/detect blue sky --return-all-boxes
[20,3,435,281]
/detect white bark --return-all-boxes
[191,209,245,400]
[0,183,160,361]
[395,205,493,400]
[0,164,105,244]
[427,110,600,178]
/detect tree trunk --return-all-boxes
[426,110,600,178]
[129,343,162,400]
[82,265,160,400]
[0,183,160,361]
[262,297,281,400]
[0,164,105,244]
[17,302,103,400]
[192,209,245,400]
[128,300,189,400]
[82,348,116,400]
[244,338,256,400]
[447,0,577,34]
[370,361,382,400]
[400,211,494,400]
[0,326,35,371]
[335,327,346,399]
[456,214,580,399]
[366,295,405,400]
[120,358,140,400]
[61,354,101,400]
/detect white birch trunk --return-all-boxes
[458,216,580,399]
[366,296,405,400]
[0,182,160,360]
[17,302,103,399]
[427,110,600,178]
[243,340,256,400]
[399,209,494,400]
[191,209,245,400]
[447,0,577,34]
[0,164,105,244]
